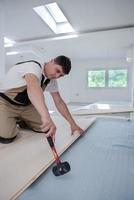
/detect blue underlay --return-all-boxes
[18,117,134,200]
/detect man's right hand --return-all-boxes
[25,74,56,140]
[40,116,56,141]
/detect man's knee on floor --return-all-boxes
[0,126,18,144]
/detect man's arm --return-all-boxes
[24,73,56,139]
[51,91,83,135]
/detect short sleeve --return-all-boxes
[18,62,42,80]
[45,79,59,92]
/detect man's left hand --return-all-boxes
[71,123,84,135]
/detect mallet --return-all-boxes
[47,136,71,176]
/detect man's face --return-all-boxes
[44,60,65,79]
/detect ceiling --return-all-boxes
[3,0,134,61]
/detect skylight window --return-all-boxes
[46,2,67,23]
[33,2,75,34]
[4,37,16,47]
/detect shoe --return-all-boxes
[16,120,29,129]
[0,135,17,144]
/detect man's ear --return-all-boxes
[50,59,55,64]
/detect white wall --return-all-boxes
[0,1,5,82]
[44,57,133,109]
[69,58,132,103]
[5,51,44,72]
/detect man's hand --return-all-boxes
[40,116,56,141]
[51,92,84,136]
[70,123,84,135]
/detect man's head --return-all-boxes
[44,55,71,79]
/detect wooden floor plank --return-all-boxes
[0,116,95,200]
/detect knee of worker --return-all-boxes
[0,125,18,139]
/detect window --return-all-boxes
[88,70,105,87]
[108,69,127,87]
[4,37,16,47]
[33,3,75,34]
[88,69,128,88]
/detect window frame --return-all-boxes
[87,68,128,89]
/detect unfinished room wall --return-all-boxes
[0,1,5,82]
[69,59,132,103]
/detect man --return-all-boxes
[0,55,83,144]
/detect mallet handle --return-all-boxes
[47,136,54,147]
[47,136,61,164]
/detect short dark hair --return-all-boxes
[54,55,71,74]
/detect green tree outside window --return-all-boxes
[88,70,105,87]
[108,69,127,87]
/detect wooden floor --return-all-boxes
[0,116,95,200]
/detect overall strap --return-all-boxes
[15,60,42,68]
[16,60,50,87]
[0,92,28,106]
[0,61,50,106]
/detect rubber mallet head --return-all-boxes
[47,136,71,176]
[52,161,71,176]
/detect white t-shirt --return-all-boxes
[0,61,58,93]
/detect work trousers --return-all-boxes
[0,98,42,138]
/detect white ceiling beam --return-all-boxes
[6,25,134,48]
